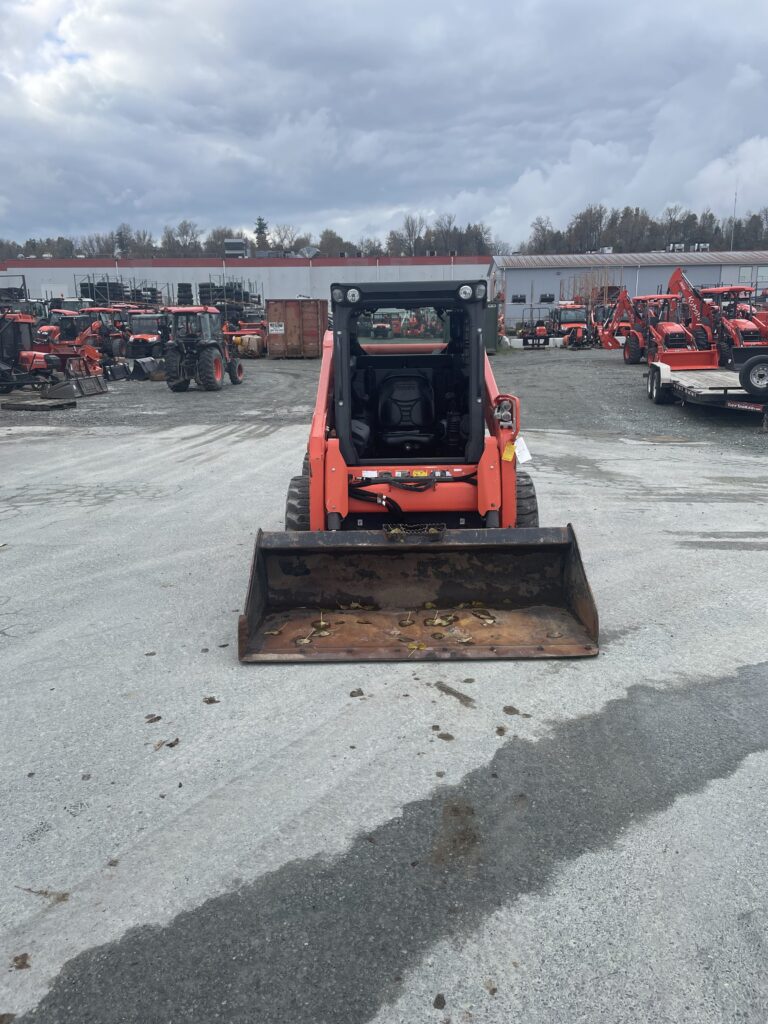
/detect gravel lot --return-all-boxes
[2,348,768,1024]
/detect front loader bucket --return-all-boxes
[238,527,598,663]
[43,375,108,399]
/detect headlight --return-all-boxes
[346,288,361,304]
[331,287,344,303]
[458,284,473,300]
[475,283,487,299]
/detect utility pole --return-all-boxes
[730,188,738,251]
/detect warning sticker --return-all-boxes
[502,441,516,462]
[268,322,285,334]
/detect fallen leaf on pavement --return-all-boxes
[11,953,30,970]
[202,696,220,705]
[145,714,161,724]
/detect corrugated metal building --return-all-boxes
[493,251,768,327]
[0,255,492,304]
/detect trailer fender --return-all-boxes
[654,360,673,385]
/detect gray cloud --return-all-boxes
[1,0,767,244]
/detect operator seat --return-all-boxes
[377,372,436,450]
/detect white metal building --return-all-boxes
[0,255,492,304]
[493,251,768,328]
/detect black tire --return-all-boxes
[515,470,539,528]
[151,343,163,359]
[717,339,732,367]
[165,350,190,392]
[198,346,224,391]
[648,367,672,404]
[301,452,310,476]
[285,475,310,531]
[738,356,768,398]
[0,382,15,395]
[693,326,710,350]
[624,334,642,364]
[228,357,244,385]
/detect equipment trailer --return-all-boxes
[646,350,768,421]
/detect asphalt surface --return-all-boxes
[2,349,768,1023]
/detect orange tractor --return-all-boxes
[595,290,632,350]
[667,268,768,394]
[164,306,244,391]
[239,280,598,663]
[552,302,592,348]
[619,294,692,364]
[1,311,106,397]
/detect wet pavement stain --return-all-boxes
[15,662,768,1024]
[433,681,475,708]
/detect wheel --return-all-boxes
[165,350,190,392]
[198,346,224,391]
[693,327,710,350]
[649,367,672,404]
[515,470,539,528]
[738,356,768,398]
[151,343,163,359]
[717,339,732,367]
[228,357,244,384]
[624,335,642,364]
[301,452,310,476]
[285,475,310,531]
[0,382,15,395]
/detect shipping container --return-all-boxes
[266,299,327,359]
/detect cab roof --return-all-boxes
[163,305,220,314]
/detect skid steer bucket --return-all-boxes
[238,526,598,663]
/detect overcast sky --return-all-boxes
[2,0,767,245]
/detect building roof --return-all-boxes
[494,251,768,270]
[0,255,493,272]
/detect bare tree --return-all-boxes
[401,214,427,256]
[176,220,202,254]
[433,213,457,254]
[490,237,513,256]
[270,224,300,249]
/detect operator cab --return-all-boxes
[330,280,488,465]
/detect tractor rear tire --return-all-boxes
[165,351,190,392]
[515,470,539,528]
[198,347,224,391]
[301,452,310,476]
[624,335,642,364]
[228,358,244,384]
[285,475,311,531]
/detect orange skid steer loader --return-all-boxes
[239,281,598,663]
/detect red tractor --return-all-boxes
[620,294,691,364]
[552,303,591,348]
[36,310,93,345]
[595,291,632,350]
[125,310,169,359]
[700,285,768,364]
[668,269,768,375]
[0,311,105,396]
[163,307,244,392]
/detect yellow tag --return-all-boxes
[502,441,516,462]
[412,469,428,477]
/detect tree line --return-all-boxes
[6,205,767,261]
[520,204,768,255]
[0,214,506,261]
